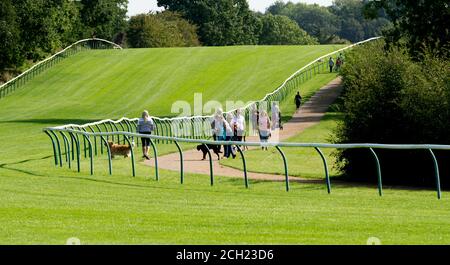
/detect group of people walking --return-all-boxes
[328,53,344,73]
[135,90,304,159]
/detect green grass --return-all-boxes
[1,45,449,244]
[1,158,449,244]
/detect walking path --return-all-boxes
[144,77,343,182]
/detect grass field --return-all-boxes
[1,45,449,245]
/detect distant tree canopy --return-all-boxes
[79,0,128,41]
[259,14,318,45]
[267,0,391,44]
[364,0,450,59]
[127,12,199,48]
[157,0,261,46]
[0,0,128,74]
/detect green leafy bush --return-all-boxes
[127,11,200,48]
[334,40,450,188]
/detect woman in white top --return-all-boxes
[231,108,246,141]
[271,103,281,130]
[137,110,154,160]
[258,110,271,150]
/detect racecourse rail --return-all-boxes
[39,36,446,199]
[42,129,446,200]
[46,37,382,142]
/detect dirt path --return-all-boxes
[144,77,342,182]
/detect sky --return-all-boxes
[127,0,334,16]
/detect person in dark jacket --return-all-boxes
[295,92,302,111]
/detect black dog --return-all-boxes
[197,144,222,160]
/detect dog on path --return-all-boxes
[196,144,222,160]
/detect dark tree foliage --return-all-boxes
[79,0,128,40]
[335,40,450,188]
[267,1,339,44]
[364,0,450,58]
[258,14,318,45]
[0,0,23,72]
[127,11,199,48]
[267,0,392,44]
[157,0,261,46]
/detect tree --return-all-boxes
[330,0,391,43]
[364,0,450,58]
[79,0,128,40]
[14,0,81,61]
[157,0,261,46]
[259,14,318,45]
[127,12,200,48]
[267,2,340,44]
[0,0,23,72]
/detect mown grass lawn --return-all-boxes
[1,157,449,245]
[1,45,448,245]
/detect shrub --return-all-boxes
[334,40,450,188]
[127,11,200,48]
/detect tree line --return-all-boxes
[1,0,393,81]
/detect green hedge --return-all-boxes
[334,40,450,188]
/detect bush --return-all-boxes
[259,14,318,45]
[334,40,450,188]
[127,11,200,48]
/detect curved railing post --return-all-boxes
[60,131,71,169]
[174,141,184,184]
[100,136,112,175]
[80,127,88,158]
[68,132,81,172]
[235,145,249,189]
[82,134,94,175]
[149,138,159,181]
[275,146,289,192]
[369,148,383,197]
[123,135,135,177]
[315,147,331,194]
[203,144,214,186]
[95,124,104,154]
[43,130,58,166]
[87,125,97,156]
[428,149,442,199]
[49,130,62,167]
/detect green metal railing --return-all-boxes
[0,38,122,99]
[46,37,382,142]
[43,129,446,200]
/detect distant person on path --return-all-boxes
[258,110,271,151]
[335,57,342,71]
[231,108,246,142]
[213,109,234,159]
[231,108,246,152]
[271,103,281,130]
[250,104,258,136]
[295,91,302,111]
[137,110,155,160]
[328,57,335,73]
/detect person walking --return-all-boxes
[258,110,271,151]
[295,91,302,111]
[137,110,155,160]
[213,109,234,159]
[328,57,335,73]
[271,103,281,130]
[231,108,246,152]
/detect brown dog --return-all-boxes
[106,141,132,158]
